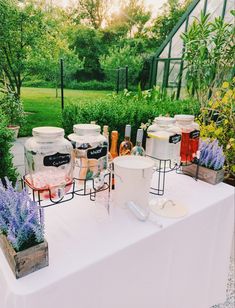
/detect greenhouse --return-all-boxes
[149,0,234,98]
[0,1,234,307]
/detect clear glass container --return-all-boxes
[24,127,73,199]
[68,124,108,188]
[146,117,181,167]
[174,115,200,163]
[131,128,145,156]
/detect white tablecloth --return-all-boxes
[0,173,234,308]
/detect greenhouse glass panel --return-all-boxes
[171,22,186,58]
[158,44,170,59]
[224,0,234,23]
[168,61,181,87]
[152,0,233,96]
[187,0,205,28]
[181,66,187,88]
[156,61,165,86]
[207,0,223,20]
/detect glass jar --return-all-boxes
[68,124,108,188]
[24,127,73,200]
[174,115,200,164]
[146,117,181,167]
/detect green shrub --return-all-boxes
[100,45,143,85]
[23,79,115,91]
[23,79,55,88]
[198,79,235,178]
[65,80,115,91]
[0,93,25,126]
[62,87,200,144]
[0,112,18,183]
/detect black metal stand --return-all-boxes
[73,172,111,201]
[146,156,180,196]
[22,172,111,208]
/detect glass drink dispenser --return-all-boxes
[146,117,181,168]
[68,124,108,188]
[174,115,200,164]
[24,127,73,199]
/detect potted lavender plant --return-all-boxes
[182,139,225,185]
[0,179,48,279]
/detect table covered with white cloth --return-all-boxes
[0,172,234,308]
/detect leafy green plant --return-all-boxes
[182,12,235,110]
[198,79,235,178]
[0,92,25,126]
[100,45,143,85]
[0,111,18,183]
[65,80,115,91]
[62,87,199,144]
[23,79,115,91]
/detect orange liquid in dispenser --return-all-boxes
[180,132,199,163]
[190,137,199,159]
[181,132,191,163]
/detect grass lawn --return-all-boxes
[21,87,111,137]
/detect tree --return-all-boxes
[149,0,191,50]
[100,44,143,85]
[71,25,103,80]
[0,0,82,96]
[107,0,151,38]
[76,0,111,29]
[0,0,46,97]
[28,5,84,86]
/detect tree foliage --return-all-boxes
[149,0,191,50]
[108,0,151,38]
[0,0,192,90]
[77,0,111,29]
[182,12,235,109]
[0,0,82,96]
[0,0,45,96]
[100,44,143,85]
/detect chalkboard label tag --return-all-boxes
[169,134,181,144]
[43,153,71,167]
[87,146,107,160]
[190,130,200,139]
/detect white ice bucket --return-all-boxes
[113,156,155,213]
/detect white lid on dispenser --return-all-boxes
[154,117,176,125]
[73,124,101,136]
[174,115,195,122]
[32,127,64,139]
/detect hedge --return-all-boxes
[62,89,200,144]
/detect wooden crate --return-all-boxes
[0,234,49,279]
[182,164,224,185]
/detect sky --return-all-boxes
[59,0,166,15]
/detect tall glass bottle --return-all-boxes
[131,129,145,156]
[103,125,112,167]
[110,131,119,190]
[110,131,119,159]
[119,124,133,156]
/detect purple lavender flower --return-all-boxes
[199,139,225,171]
[0,178,44,252]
